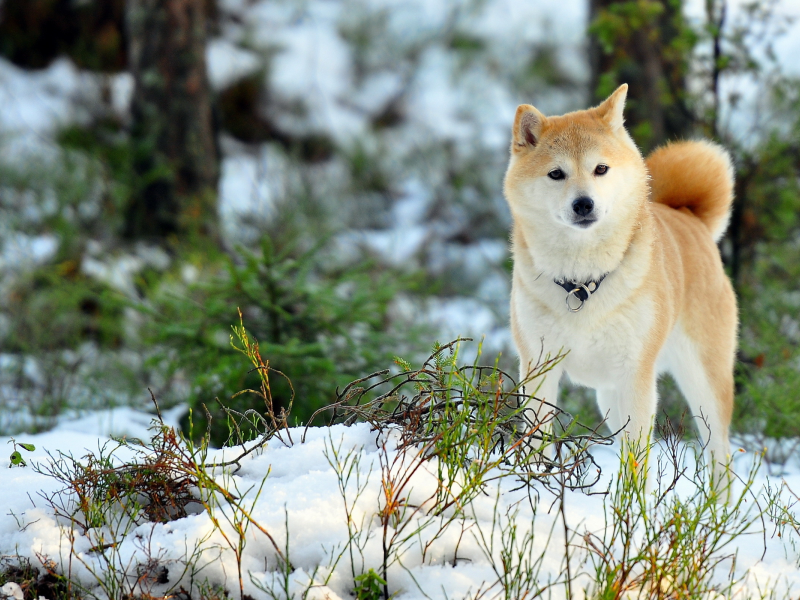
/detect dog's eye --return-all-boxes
[548,169,565,181]
[595,164,609,175]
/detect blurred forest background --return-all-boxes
[0,0,798,457]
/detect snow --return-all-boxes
[410,296,511,358]
[683,0,800,145]
[220,0,591,150]
[336,227,430,267]
[1,582,24,600]
[81,244,171,297]
[109,72,134,118]
[0,233,58,273]
[251,1,364,141]
[0,57,93,138]
[50,405,187,440]
[465,0,588,46]
[206,39,262,92]
[218,146,279,241]
[1,414,799,598]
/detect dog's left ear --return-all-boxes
[596,84,628,130]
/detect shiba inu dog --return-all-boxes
[504,84,737,469]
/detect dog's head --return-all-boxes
[504,85,648,242]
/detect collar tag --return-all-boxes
[554,275,606,312]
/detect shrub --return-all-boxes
[4,265,124,353]
[731,82,800,448]
[145,237,418,444]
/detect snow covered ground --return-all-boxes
[1,412,799,599]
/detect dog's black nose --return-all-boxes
[572,196,594,217]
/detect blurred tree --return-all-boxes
[125,0,220,246]
[0,0,127,71]
[588,0,696,151]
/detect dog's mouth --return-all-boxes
[571,215,598,229]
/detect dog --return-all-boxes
[504,84,737,472]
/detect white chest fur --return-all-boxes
[511,271,657,389]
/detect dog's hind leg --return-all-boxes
[665,327,733,489]
[669,363,731,470]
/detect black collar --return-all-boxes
[554,274,607,312]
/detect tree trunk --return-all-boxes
[125,0,219,244]
[588,0,695,152]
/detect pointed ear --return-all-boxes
[512,104,546,152]
[595,84,628,130]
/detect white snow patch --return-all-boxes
[419,296,506,347]
[0,57,104,162]
[0,420,798,598]
[218,146,281,239]
[0,582,23,600]
[0,233,59,272]
[51,405,187,439]
[81,254,144,297]
[336,226,430,267]
[0,57,95,136]
[109,71,134,118]
[81,244,170,297]
[206,38,262,91]
[265,4,363,140]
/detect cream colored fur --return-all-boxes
[504,85,737,471]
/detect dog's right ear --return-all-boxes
[512,104,546,153]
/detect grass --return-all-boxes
[1,334,798,600]
[584,440,761,598]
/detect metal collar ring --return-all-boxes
[566,284,590,312]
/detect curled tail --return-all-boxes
[646,140,735,242]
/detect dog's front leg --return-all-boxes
[600,370,658,455]
[518,363,563,457]
[599,372,658,490]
